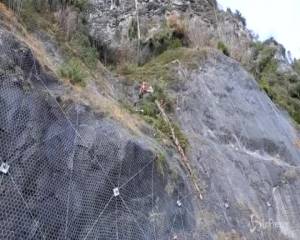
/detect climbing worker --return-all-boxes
[138,81,154,99]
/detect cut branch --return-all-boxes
[155,100,203,200]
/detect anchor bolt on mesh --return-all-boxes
[0,162,10,174]
[113,187,120,197]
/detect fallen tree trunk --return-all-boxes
[155,100,203,200]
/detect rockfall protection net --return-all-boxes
[0,32,201,240]
[2,1,300,240]
[0,2,202,239]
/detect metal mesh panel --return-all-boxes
[0,4,200,238]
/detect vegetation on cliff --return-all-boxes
[18,0,96,85]
[4,0,300,127]
[250,42,300,124]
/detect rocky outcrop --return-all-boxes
[263,38,294,73]
[86,0,218,64]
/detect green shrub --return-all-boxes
[292,111,300,124]
[18,0,88,21]
[70,33,98,69]
[154,118,189,151]
[138,85,173,119]
[293,59,300,75]
[289,83,300,98]
[257,46,277,73]
[251,42,300,125]
[120,48,206,85]
[19,0,97,69]
[141,101,159,117]
[259,78,273,99]
[259,69,300,125]
[251,42,264,54]
[173,123,189,151]
[118,63,137,76]
[217,41,230,57]
[168,38,182,49]
[60,58,86,85]
[148,86,173,111]
[131,82,188,150]
[286,74,299,83]
[70,0,89,11]
[20,0,53,31]
[155,152,167,176]
[149,28,183,56]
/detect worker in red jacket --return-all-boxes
[139,81,153,99]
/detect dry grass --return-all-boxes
[69,85,144,136]
[0,2,23,32]
[0,2,15,21]
[54,6,78,41]
[0,3,59,75]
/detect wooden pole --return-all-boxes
[155,100,203,200]
[134,0,141,64]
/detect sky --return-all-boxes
[217,0,300,59]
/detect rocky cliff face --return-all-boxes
[0,1,300,240]
[169,52,300,239]
[87,0,218,64]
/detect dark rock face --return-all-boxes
[0,29,197,239]
[171,52,300,239]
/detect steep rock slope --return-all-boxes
[115,47,300,239]
[170,52,300,239]
[0,27,199,240]
[0,1,300,240]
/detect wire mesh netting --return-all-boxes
[0,4,201,238]
[2,1,300,240]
